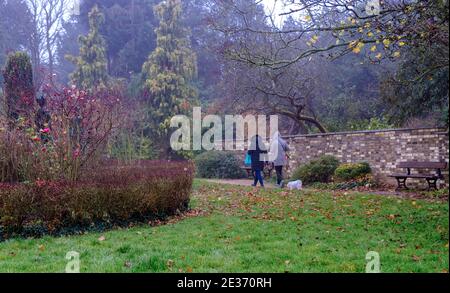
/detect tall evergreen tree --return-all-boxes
[66,5,109,91]
[2,52,34,121]
[142,0,198,140]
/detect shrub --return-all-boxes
[0,161,194,240]
[2,52,34,120]
[292,155,340,185]
[195,151,246,179]
[334,162,372,182]
[0,85,123,183]
[0,119,42,182]
[108,99,157,162]
[43,86,123,181]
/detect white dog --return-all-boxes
[287,180,303,191]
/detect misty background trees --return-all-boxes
[0,0,448,158]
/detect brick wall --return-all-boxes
[283,128,449,188]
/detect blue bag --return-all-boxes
[244,154,252,166]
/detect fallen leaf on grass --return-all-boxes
[412,255,421,262]
[124,261,132,268]
[167,259,175,270]
[98,236,106,242]
[38,245,45,252]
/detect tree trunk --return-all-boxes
[298,115,328,133]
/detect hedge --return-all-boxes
[195,151,246,179]
[334,162,372,182]
[0,161,194,240]
[291,155,340,185]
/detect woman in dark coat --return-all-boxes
[248,135,268,187]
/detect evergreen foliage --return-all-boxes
[2,52,34,120]
[67,5,109,91]
[142,0,198,138]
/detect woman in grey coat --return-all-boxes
[270,132,290,188]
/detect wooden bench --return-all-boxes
[242,163,274,179]
[389,162,447,190]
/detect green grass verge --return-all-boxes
[0,180,448,273]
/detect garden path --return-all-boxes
[204,179,277,188]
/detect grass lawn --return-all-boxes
[0,180,448,273]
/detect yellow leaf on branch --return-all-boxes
[352,47,361,54]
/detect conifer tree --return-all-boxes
[2,52,34,120]
[67,5,109,91]
[142,0,198,138]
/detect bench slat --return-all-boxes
[398,162,447,169]
[389,174,438,179]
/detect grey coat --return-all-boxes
[270,137,290,167]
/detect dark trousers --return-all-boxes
[253,170,264,187]
[275,166,283,185]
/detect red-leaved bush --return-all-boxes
[42,85,123,181]
[1,83,195,241]
[0,161,194,240]
[0,85,123,183]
